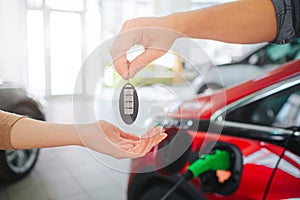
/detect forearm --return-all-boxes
[11,118,83,149]
[167,0,277,44]
[0,111,166,159]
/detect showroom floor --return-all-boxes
[0,96,131,200]
[0,146,129,200]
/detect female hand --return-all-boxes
[110,16,181,80]
[79,120,167,159]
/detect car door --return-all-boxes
[266,138,300,199]
[216,77,300,199]
[265,91,300,199]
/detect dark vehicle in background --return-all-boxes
[193,40,300,94]
[0,80,45,182]
[128,60,300,200]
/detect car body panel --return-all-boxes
[216,64,278,87]
[192,63,278,94]
[128,130,284,200]
[175,60,300,120]
[0,85,44,120]
[192,41,300,94]
[188,130,284,200]
[0,81,45,182]
[266,150,300,200]
[128,60,300,200]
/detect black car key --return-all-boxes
[119,83,139,124]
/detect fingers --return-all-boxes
[119,19,132,33]
[118,138,140,145]
[140,127,157,155]
[110,29,141,80]
[113,147,141,159]
[111,41,131,80]
[131,126,166,155]
[107,121,140,141]
[118,143,134,149]
[112,55,129,80]
[146,127,167,153]
[113,126,167,159]
[119,131,140,141]
[111,22,167,79]
[110,17,180,80]
[153,132,167,147]
[136,127,157,155]
[128,48,166,78]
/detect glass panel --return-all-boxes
[225,84,300,128]
[46,0,84,11]
[86,0,100,11]
[136,0,154,17]
[102,0,117,39]
[50,11,82,95]
[27,10,46,96]
[121,0,136,22]
[273,92,300,127]
[85,10,101,55]
[27,0,43,9]
[102,0,154,39]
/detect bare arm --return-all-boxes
[111,0,278,78]
[171,0,277,43]
[11,118,81,149]
[0,111,166,159]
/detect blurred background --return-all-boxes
[0,0,262,97]
[0,0,299,200]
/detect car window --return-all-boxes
[225,84,300,128]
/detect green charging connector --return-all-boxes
[161,150,231,200]
[161,149,232,200]
[187,150,231,178]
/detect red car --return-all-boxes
[127,60,300,200]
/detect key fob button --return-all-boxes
[119,83,139,124]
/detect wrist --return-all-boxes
[75,124,91,147]
[167,10,210,39]
[165,12,189,37]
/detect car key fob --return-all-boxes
[119,83,139,124]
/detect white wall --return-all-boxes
[0,0,27,86]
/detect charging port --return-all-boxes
[199,141,243,195]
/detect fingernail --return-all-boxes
[161,133,167,139]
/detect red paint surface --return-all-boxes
[128,60,300,199]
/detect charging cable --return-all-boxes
[160,149,231,200]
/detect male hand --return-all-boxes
[110,17,180,79]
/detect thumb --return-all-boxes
[128,48,166,78]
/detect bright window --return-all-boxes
[26,0,101,96]
[45,0,84,11]
[27,10,46,96]
[50,12,82,95]
[27,0,156,96]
